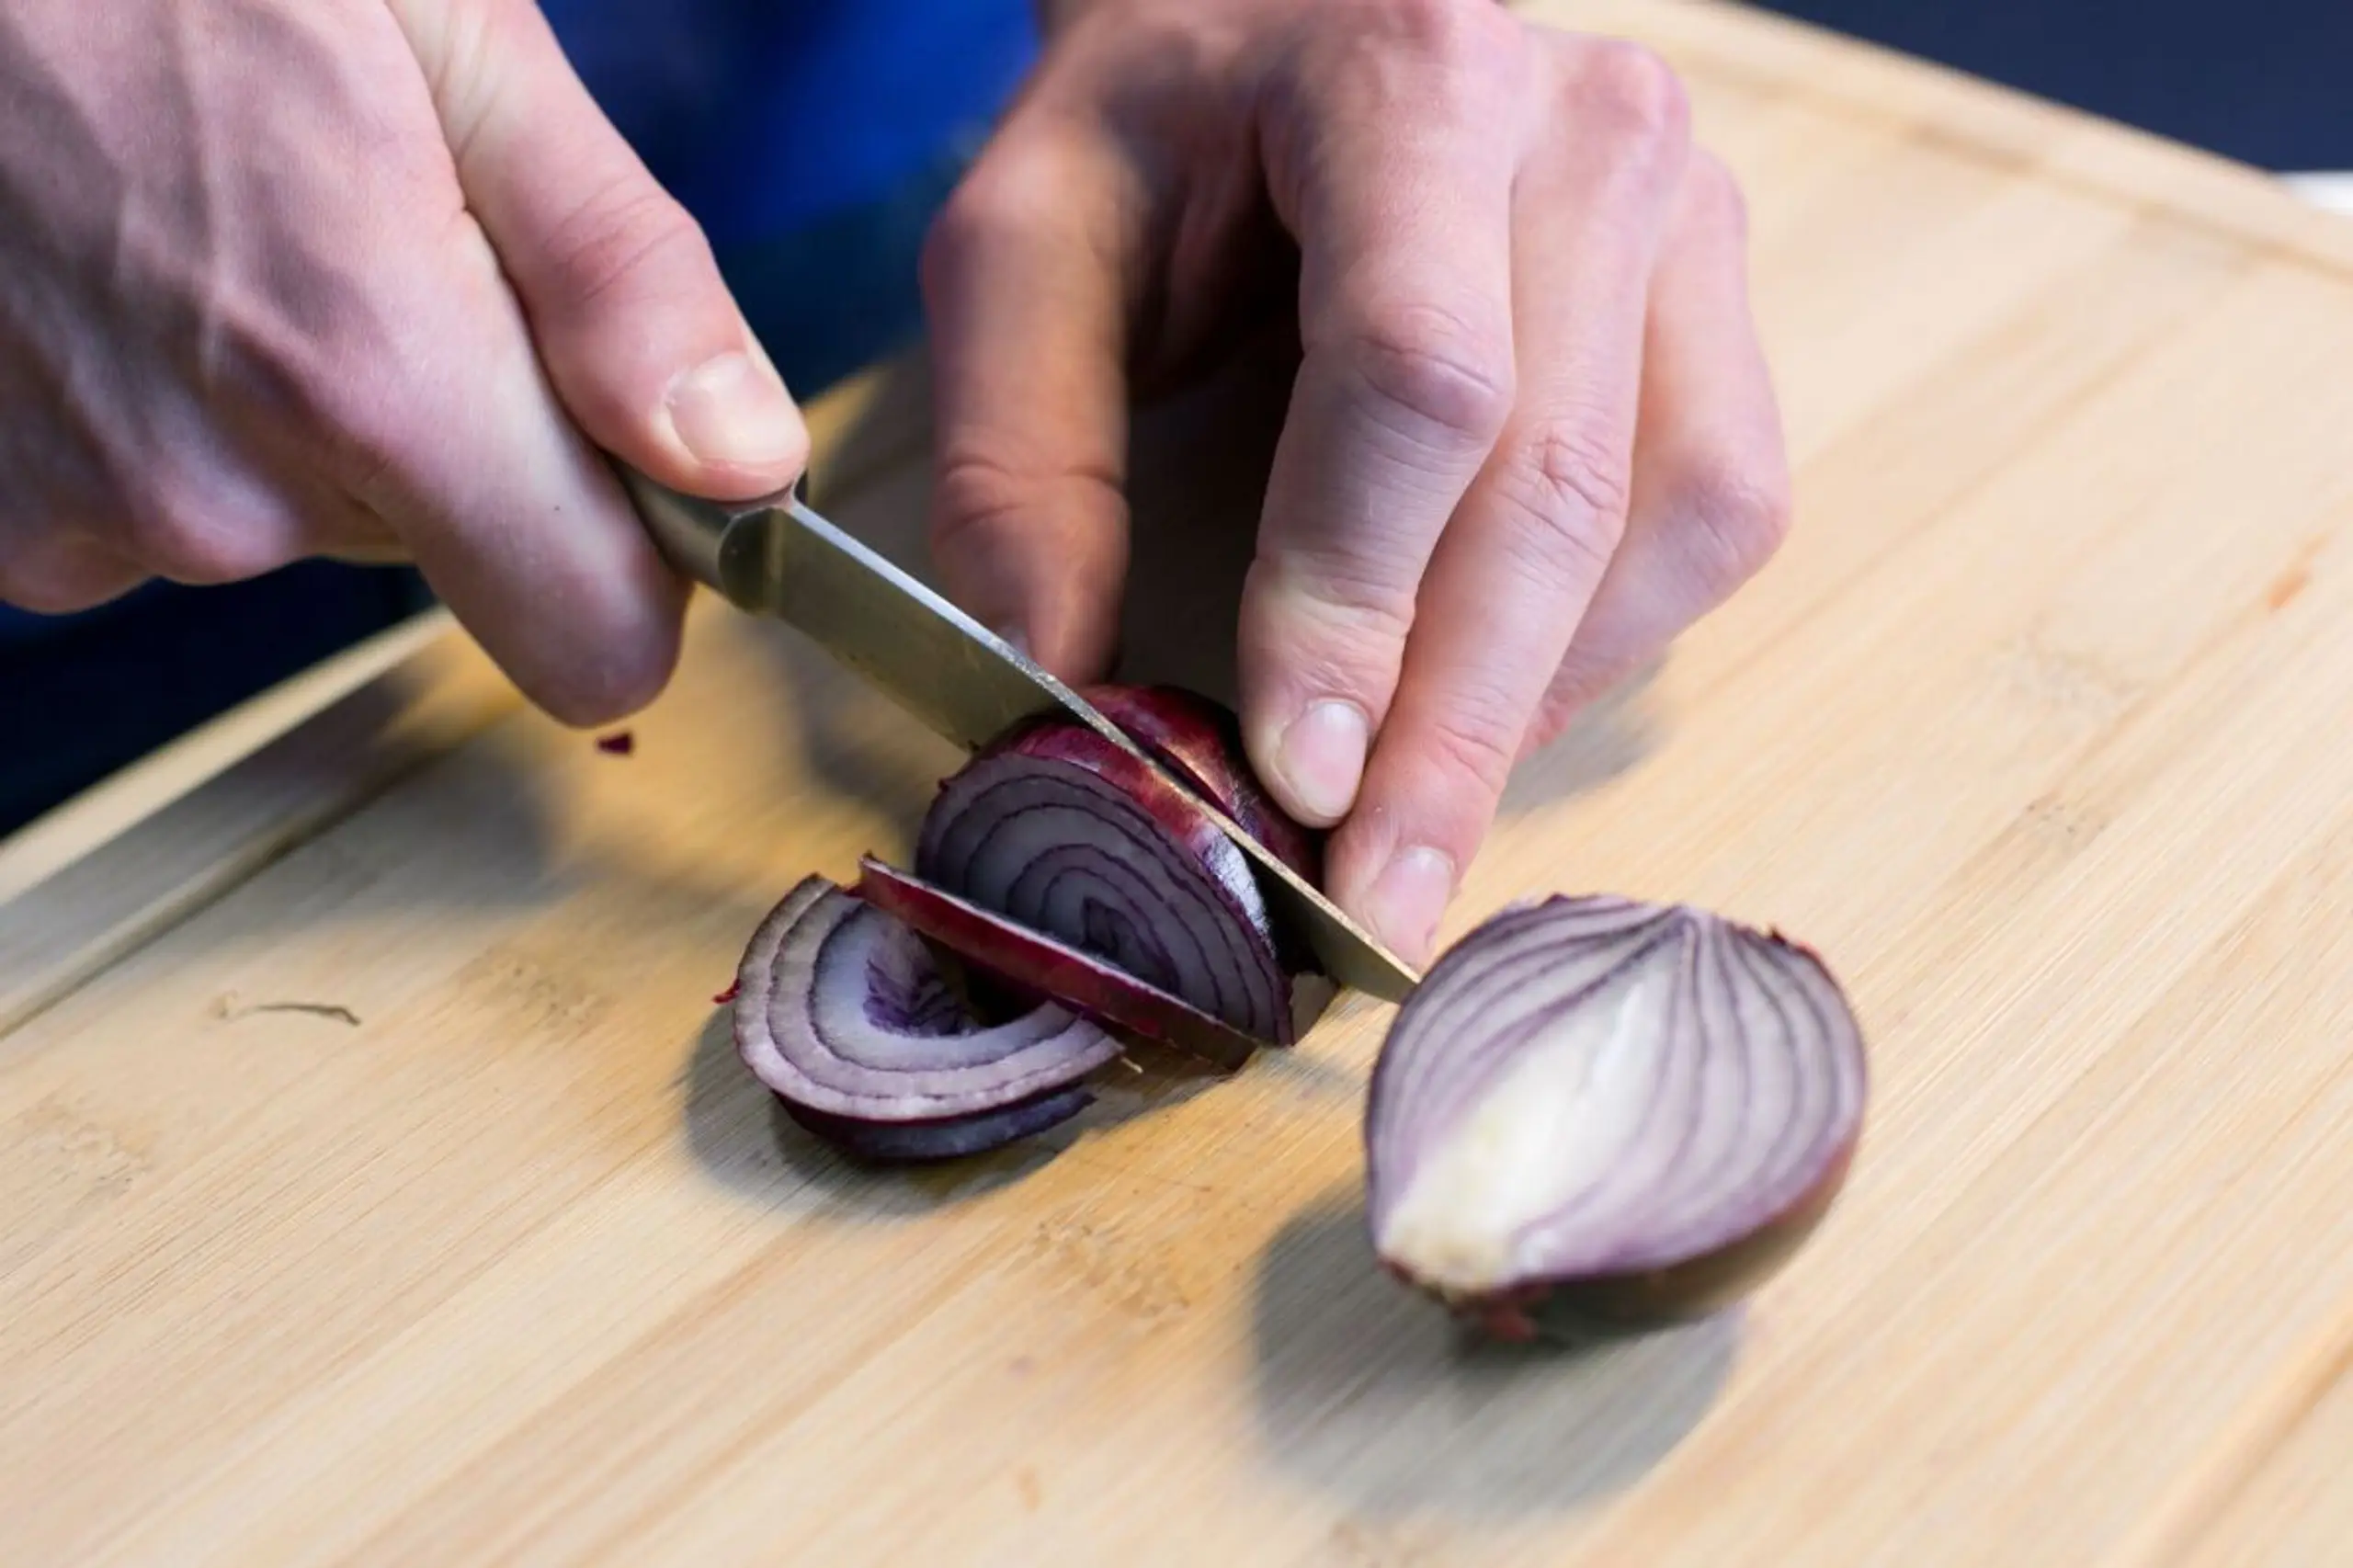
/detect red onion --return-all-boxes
[733,875,1120,1156]
[1364,894,1868,1340]
[914,719,1297,1048]
[1076,684,1322,884]
[728,673,1871,1333]
[856,857,1263,1070]
[779,1085,1096,1164]
[729,686,1333,1161]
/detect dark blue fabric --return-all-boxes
[1752,1,2353,171]
[539,0,1037,242]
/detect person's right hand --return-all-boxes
[0,0,809,723]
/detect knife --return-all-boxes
[620,467,1421,1002]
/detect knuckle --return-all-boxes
[918,184,992,305]
[1488,422,1632,581]
[309,385,413,517]
[1375,0,1515,67]
[1527,648,1632,753]
[119,497,286,585]
[1257,542,1419,644]
[1682,148,1750,238]
[228,291,420,511]
[1344,299,1516,452]
[1420,696,1526,798]
[1572,40,1691,155]
[926,449,1025,562]
[542,180,712,313]
[928,446,1127,561]
[921,142,1056,303]
[1672,452,1793,585]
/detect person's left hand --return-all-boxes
[919,0,1792,965]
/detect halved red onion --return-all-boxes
[1364,893,1868,1339]
[1077,683,1323,885]
[733,875,1120,1156]
[857,857,1262,1069]
[915,721,1296,1050]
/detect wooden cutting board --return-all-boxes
[8,2,2353,1562]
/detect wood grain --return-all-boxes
[8,2,2353,1562]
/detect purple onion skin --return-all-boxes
[732,875,1120,1160]
[1075,684,1324,888]
[1365,896,1868,1342]
[1438,1142,1860,1344]
[855,856,1261,1070]
[925,722,1300,1049]
[782,1085,1095,1164]
[729,683,1348,1165]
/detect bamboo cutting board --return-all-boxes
[8,2,2353,1562]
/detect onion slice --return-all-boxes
[733,875,1120,1155]
[856,857,1261,1070]
[1364,893,1867,1338]
[917,723,1296,1048]
[779,1085,1095,1164]
[1078,683,1323,885]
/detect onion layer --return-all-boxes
[1076,684,1323,885]
[780,1086,1094,1164]
[856,857,1262,1069]
[733,875,1120,1156]
[1364,894,1868,1338]
[915,722,1295,1050]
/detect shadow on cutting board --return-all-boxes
[1249,1195,1736,1519]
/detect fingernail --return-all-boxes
[1364,846,1455,963]
[1274,700,1370,824]
[663,351,801,469]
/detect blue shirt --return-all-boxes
[543,0,1038,244]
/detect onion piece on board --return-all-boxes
[857,857,1262,1070]
[732,875,1120,1158]
[916,722,1297,1048]
[1077,683,1324,885]
[1364,893,1868,1340]
[780,1085,1096,1165]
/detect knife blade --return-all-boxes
[620,467,1421,1002]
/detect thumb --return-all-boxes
[391,0,808,502]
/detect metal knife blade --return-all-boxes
[620,468,1420,1002]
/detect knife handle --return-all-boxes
[615,463,793,597]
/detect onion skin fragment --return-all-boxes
[1363,894,1869,1339]
[732,874,1120,1163]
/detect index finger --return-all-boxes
[1235,6,1526,829]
